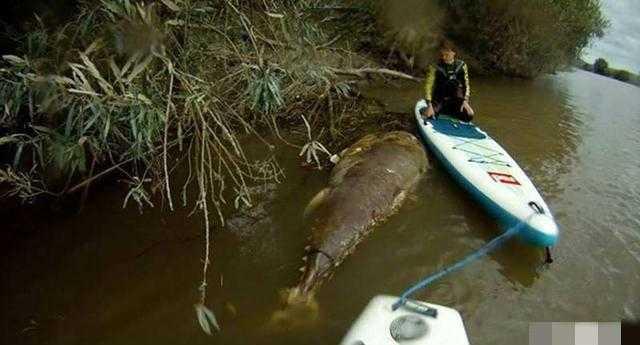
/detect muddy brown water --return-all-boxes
[2,69,639,344]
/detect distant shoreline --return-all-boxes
[577,59,639,87]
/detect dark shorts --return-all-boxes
[433,97,473,122]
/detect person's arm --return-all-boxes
[460,62,474,116]
[422,65,436,117]
[462,62,471,101]
[424,65,436,102]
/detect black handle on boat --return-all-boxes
[528,201,545,214]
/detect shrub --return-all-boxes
[593,57,609,76]
[612,69,631,82]
[441,0,608,77]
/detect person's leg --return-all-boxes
[448,97,473,122]
[437,99,457,117]
[431,100,443,116]
[458,107,473,122]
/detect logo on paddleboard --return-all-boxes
[488,171,521,186]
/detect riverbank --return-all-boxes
[577,59,640,87]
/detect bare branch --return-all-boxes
[328,67,422,82]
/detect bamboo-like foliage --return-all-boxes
[247,65,285,114]
[0,0,389,334]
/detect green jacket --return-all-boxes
[424,59,470,103]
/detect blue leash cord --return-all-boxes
[391,218,530,311]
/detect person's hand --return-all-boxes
[424,104,435,118]
[461,100,474,116]
[419,105,435,118]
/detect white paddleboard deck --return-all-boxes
[414,99,558,247]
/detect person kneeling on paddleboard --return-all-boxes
[420,40,475,122]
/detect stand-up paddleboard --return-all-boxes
[414,99,558,247]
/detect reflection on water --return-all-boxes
[2,70,640,345]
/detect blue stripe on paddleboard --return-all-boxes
[416,118,557,247]
[431,116,487,140]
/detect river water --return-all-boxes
[2,69,639,344]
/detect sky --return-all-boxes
[582,0,640,72]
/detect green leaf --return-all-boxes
[126,54,154,83]
[32,125,55,135]
[194,303,220,335]
[68,89,101,97]
[103,113,111,140]
[120,52,141,77]
[108,57,122,80]
[101,0,122,16]
[2,55,27,66]
[79,53,113,95]
[0,134,23,146]
[83,109,101,134]
[165,19,185,26]
[159,0,181,12]
[299,143,310,157]
[13,142,24,167]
